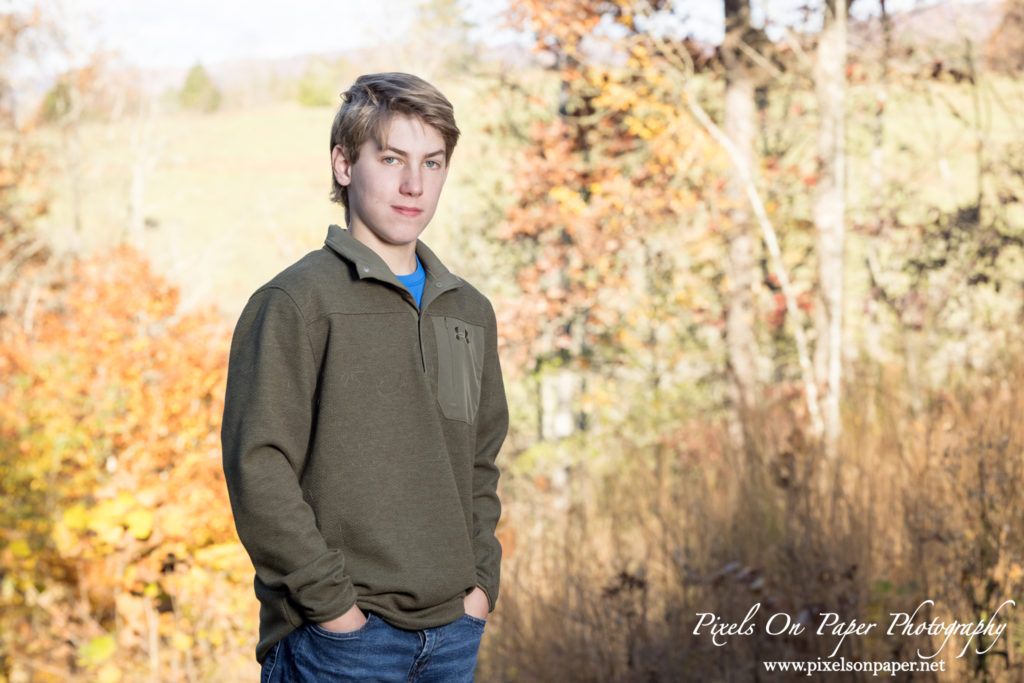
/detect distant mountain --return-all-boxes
[132,47,372,97]
[850,0,1006,60]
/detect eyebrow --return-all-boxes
[381,145,446,159]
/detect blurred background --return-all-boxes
[3,0,1024,680]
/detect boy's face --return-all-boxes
[332,114,449,258]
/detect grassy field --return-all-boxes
[42,102,345,317]
[37,72,533,320]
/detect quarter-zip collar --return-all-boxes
[324,224,463,309]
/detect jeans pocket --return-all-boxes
[309,612,377,640]
[460,613,487,630]
[289,613,418,679]
[260,640,281,683]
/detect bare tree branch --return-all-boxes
[641,23,826,441]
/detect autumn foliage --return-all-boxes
[497,45,733,382]
[0,249,254,681]
[0,8,52,315]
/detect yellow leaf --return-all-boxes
[62,504,89,531]
[206,628,225,647]
[548,185,575,203]
[125,508,153,540]
[78,634,116,666]
[87,493,137,542]
[9,539,31,558]
[548,185,586,215]
[171,632,194,652]
[52,520,78,556]
[160,505,189,538]
[195,542,247,571]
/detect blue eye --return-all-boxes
[382,156,399,165]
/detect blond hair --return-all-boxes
[330,72,460,218]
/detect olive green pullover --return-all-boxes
[221,225,508,663]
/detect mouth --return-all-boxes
[392,206,423,217]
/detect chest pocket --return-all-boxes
[432,316,484,423]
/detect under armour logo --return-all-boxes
[454,326,471,344]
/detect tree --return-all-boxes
[179,63,221,112]
[0,6,57,328]
[722,0,763,451]
[812,0,849,458]
[985,0,1024,74]
[500,0,754,456]
[0,248,248,680]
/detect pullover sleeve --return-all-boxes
[221,286,357,624]
[471,303,510,611]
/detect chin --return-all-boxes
[379,229,424,247]
[390,222,430,243]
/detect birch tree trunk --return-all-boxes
[813,0,848,458]
[864,0,891,424]
[723,0,759,450]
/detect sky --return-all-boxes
[59,0,423,69]
[56,0,553,70]
[49,0,984,71]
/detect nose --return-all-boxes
[400,166,423,197]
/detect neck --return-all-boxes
[379,246,418,276]
[348,225,419,275]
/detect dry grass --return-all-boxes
[479,353,1024,682]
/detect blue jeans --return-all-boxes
[260,613,486,682]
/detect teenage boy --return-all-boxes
[221,72,508,682]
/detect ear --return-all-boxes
[332,145,353,187]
